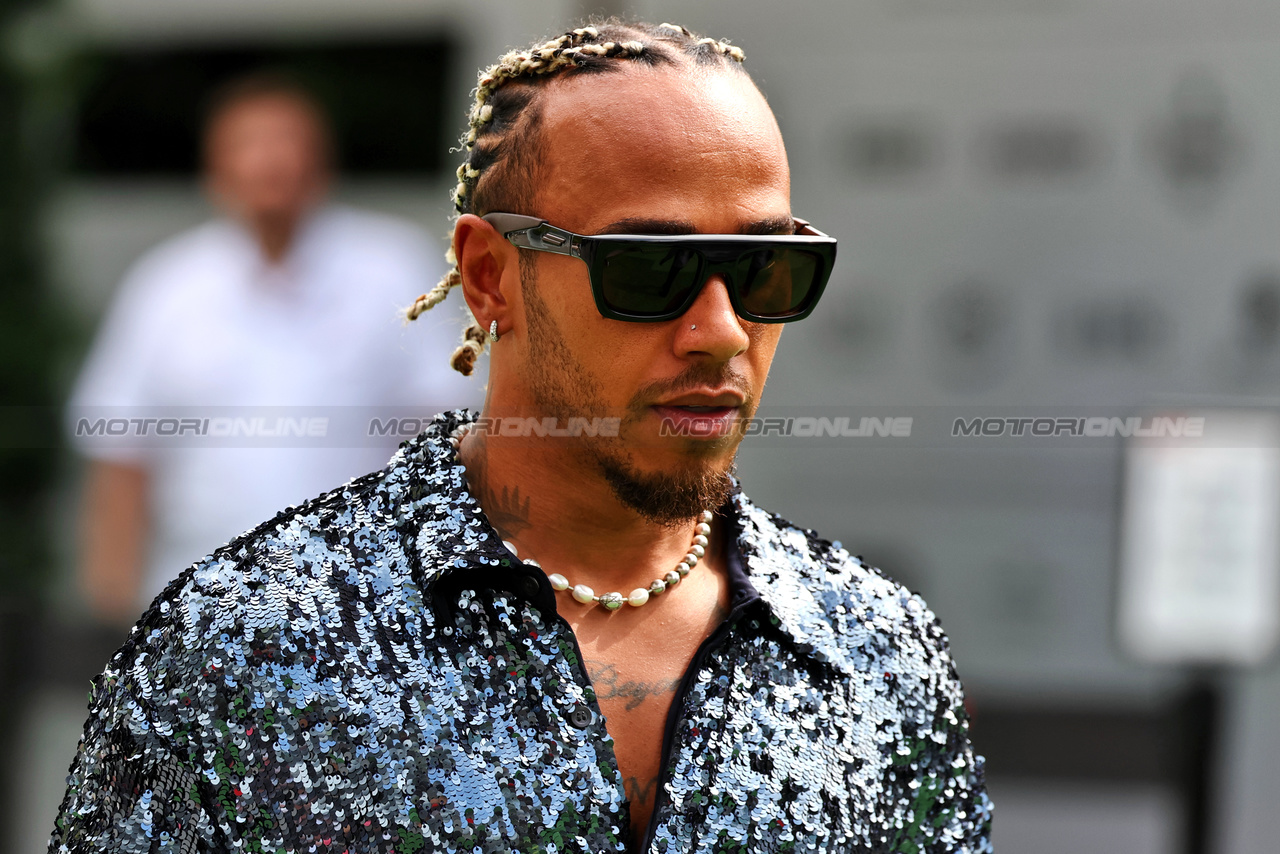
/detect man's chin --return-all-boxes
[593,448,737,527]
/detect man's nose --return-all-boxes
[675,275,750,360]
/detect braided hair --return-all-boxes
[405,20,747,375]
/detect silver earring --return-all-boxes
[690,324,697,330]
[489,320,499,342]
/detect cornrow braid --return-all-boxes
[450,322,490,376]
[405,261,461,321]
[404,18,748,375]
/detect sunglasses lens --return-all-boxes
[599,246,701,315]
[735,248,822,319]
[589,239,829,320]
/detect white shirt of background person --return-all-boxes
[68,76,481,624]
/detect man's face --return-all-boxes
[501,64,792,522]
[205,95,329,226]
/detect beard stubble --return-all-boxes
[519,256,740,526]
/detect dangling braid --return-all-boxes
[404,19,748,375]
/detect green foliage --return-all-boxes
[0,0,70,599]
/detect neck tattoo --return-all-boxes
[450,422,713,611]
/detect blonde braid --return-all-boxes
[405,19,748,375]
[404,267,461,322]
[453,28,654,214]
[450,322,489,376]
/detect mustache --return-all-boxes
[629,363,753,410]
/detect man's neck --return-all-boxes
[249,214,300,265]
[455,428,712,597]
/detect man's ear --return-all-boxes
[453,214,516,333]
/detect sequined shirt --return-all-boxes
[51,410,993,853]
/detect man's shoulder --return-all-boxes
[310,205,436,261]
[127,219,249,280]
[110,424,457,692]
[732,493,957,683]
[318,204,424,238]
[99,220,251,323]
[733,491,924,622]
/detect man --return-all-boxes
[68,74,476,623]
[52,22,991,853]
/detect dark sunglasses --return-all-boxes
[481,212,837,323]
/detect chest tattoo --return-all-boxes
[585,659,682,711]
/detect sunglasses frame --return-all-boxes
[480,212,836,323]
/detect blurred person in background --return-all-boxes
[67,74,477,626]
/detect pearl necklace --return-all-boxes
[450,422,712,611]
[538,510,712,611]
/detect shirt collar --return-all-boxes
[222,204,331,286]
[399,410,861,675]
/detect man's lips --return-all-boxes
[653,389,747,409]
[652,405,739,418]
[650,392,745,437]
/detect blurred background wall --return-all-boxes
[3,0,1279,851]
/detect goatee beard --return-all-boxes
[595,449,737,527]
[519,256,741,524]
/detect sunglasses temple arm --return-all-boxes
[481,213,582,258]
